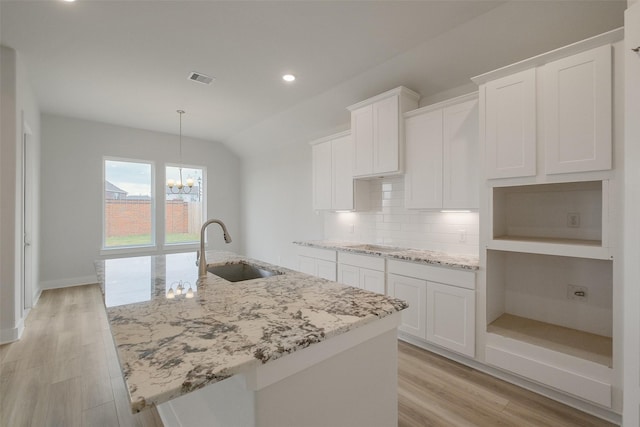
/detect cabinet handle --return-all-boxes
[632,46,640,53]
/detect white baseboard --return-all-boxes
[40,275,97,290]
[0,317,25,345]
[397,333,622,426]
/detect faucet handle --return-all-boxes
[195,250,200,266]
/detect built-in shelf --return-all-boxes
[488,313,612,367]
[491,181,608,257]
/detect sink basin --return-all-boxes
[346,244,399,253]
[207,262,282,282]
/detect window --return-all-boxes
[165,166,205,245]
[104,159,154,248]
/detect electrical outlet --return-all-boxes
[458,229,467,243]
[349,224,354,234]
[567,284,588,302]
[567,212,580,228]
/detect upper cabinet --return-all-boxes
[475,40,614,180]
[484,69,537,179]
[543,45,612,174]
[404,94,479,210]
[311,131,369,211]
[348,86,420,178]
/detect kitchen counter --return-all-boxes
[293,240,480,270]
[96,251,407,424]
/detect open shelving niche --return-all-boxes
[484,180,614,408]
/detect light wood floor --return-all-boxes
[1,285,615,427]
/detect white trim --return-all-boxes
[0,317,24,345]
[403,92,478,119]
[40,275,97,290]
[471,28,623,85]
[308,130,350,146]
[347,85,420,111]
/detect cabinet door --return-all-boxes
[404,109,443,209]
[544,45,612,174]
[331,135,354,210]
[352,105,374,177]
[312,142,332,210]
[338,263,360,288]
[443,99,479,209]
[485,68,537,179]
[373,95,400,174]
[388,274,427,339]
[360,268,385,295]
[315,260,337,281]
[426,282,475,357]
[298,256,316,276]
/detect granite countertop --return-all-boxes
[96,251,407,413]
[293,240,479,271]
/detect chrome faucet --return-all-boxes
[197,219,232,278]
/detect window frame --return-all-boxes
[101,156,157,255]
[162,163,207,250]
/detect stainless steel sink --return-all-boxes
[207,262,282,282]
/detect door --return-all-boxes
[484,68,537,179]
[331,135,354,210]
[337,264,360,288]
[351,105,373,177]
[404,109,443,209]
[312,142,332,210]
[360,268,385,295]
[544,45,612,174]
[426,282,475,357]
[388,273,427,339]
[373,95,399,174]
[443,98,479,209]
[21,118,34,313]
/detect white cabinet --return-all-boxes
[388,273,427,339]
[404,94,479,209]
[348,86,419,178]
[387,260,476,357]
[337,252,385,294]
[484,69,537,179]
[311,132,368,211]
[426,282,475,357]
[296,246,337,281]
[544,45,612,174]
[479,44,613,180]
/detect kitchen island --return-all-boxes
[96,251,407,427]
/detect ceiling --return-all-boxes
[0,1,626,157]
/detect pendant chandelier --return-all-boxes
[167,109,194,194]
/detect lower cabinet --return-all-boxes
[337,252,385,294]
[296,246,337,281]
[387,260,476,358]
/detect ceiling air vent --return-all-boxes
[188,71,214,85]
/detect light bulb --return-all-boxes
[186,178,194,187]
[185,288,194,298]
[176,181,183,189]
[167,289,175,299]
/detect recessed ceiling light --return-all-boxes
[62,0,77,2]
[282,74,296,82]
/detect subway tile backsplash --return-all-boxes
[324,176,480,255]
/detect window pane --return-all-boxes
[104,160,153,248]
[165,166,204,244]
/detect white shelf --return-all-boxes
[488,237,610,260]
[488,313,612,367]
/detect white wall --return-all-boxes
[324,177,479,255]
[40,114,241,289]
[241,142,324,269]
[0,46,41,343]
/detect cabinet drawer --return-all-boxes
[387,259,475,290]
[338,252,385,271]
[296,246,337,262]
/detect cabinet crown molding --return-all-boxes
[471,27,623,85]
[403,92,478,119]
[347,86,420,112]
[308,130,351,146]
